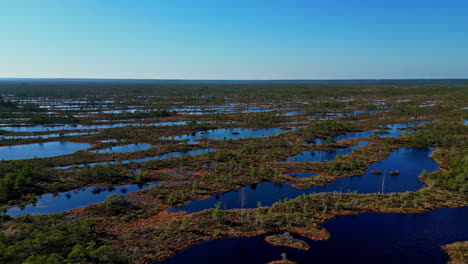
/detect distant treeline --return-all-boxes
[0,79,467,99]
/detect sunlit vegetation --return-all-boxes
[242,112,279,127]
[299,120,356,141]
[442,241,468,264]
[73,164,129,184]
[0,214,122,263]
[422,146,468,194]
[405,122,467,146]
[0,161,47,203]
[83,194,158,220]
[265,233,310,250]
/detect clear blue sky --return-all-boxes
[1,0,467,79]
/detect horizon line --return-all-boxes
[1,77,468,82]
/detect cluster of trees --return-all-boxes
[406,122,467,146]
[243,112,278,127]
[211,202,225,224]
[303,101,351,115]
[0,214,120,263]
[249,164,281,179]
[162,188,189,206]
[0,99,43,119]
[81,194,158,222]
[99,127,140,140]
[184,120,213,130]
[30,113,79,124]
[74,164,129,184]
[0,161,46,203]
[300,120,355,140]
[326,157,366,173]
[0,99,18,110]
[424,146,467,194]
[149,182,195,206]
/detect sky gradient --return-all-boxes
[1,0,467,79]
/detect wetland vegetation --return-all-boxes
[0,79,467,263]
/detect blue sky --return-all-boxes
[0,0,467,79]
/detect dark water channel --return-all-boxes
[170,147,437,213]
[158,206,468,264]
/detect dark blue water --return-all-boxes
[56,148,215,169]
[306,122,426,144]
[163,127,299,144]
[0,142,91,160]
[0,121,189,132]
[279,141,368,162]
[158,207,468,264]
[91,143,154,153]
[378,122,424,138]
[287,172,318,178]
[170,147,437,213]
[5,182,157,216]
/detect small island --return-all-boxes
[265,232,311,251]
[291,183,310,190]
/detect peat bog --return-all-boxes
[0,80,466,264]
